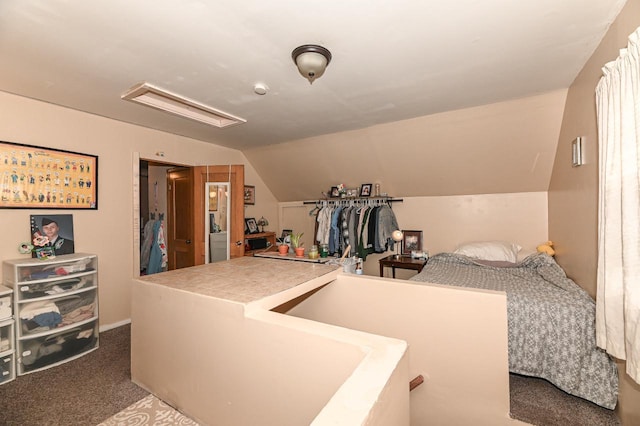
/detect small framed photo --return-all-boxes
[402,230,422,255]
[329,186,340,198]
[277,229,292,244]
[244,185,255,205]
[359,183,372,197]
[245,217,259,234]
[281,229,292,239]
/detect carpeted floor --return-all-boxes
[509,373,620,425]
[0,324,622,425]
[0,323,149,426]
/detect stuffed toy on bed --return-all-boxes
[536,241,555,256]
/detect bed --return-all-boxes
[409,248,618,409]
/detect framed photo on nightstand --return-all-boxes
[401,230,422,255]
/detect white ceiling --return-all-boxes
[0,0,627,151]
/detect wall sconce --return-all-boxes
[572,137,584,167]
[291,44,332,84]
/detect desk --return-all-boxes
[244,231,276,256]
[379,255,427,278]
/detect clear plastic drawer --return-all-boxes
[0,354,15,384]
[0,320,13,353]
[0,296,11,322]
[19,319,98,374]
[3,254,97,286]
[17,274,95,301]
[18,289,97,337]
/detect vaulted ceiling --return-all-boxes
[0,1,628,200]
[0,0,626,151]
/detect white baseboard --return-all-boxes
[99,318,132,332]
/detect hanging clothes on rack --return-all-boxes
[140,214,156,272]
[377,204,400,252]
[147,213,168,275]
[141,181,168,274]
[316,202,332,246]
[328,204,343,254]
[311,198,400,259]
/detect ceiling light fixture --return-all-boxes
[291,44,332,84]
[121,82,246,128]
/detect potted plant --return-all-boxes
[277,240,289,256]
[290,232,305,257]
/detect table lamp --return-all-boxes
[392,230,404,259]
[257,216,269,233]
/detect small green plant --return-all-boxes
[289,232,304,248]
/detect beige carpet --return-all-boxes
[98,394,199,426]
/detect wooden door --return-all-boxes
[167,167,195,270]
[192,165,245,264]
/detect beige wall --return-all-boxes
[132,278,411,425]
[548,0,640,423]
[287,274,522,425]
[549,0,640,296]
[390,192,547,254]
[279,192,548,277]
[245,90,567,202]
[131,268,522,425]
[0,90,279,328]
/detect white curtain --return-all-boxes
[595,26,640,384]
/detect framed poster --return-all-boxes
[0,141,98,209]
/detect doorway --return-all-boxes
[139,159,184,275]
[166,167,195,270]
[134,157,245,277]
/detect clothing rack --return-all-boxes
[303,197,403,206]
[309,196,401,260]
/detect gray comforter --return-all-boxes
[409,252,618,409]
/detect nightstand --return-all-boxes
[379,255,427,278]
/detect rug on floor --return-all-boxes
[98,394,199,426]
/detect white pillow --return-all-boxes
[454,241,521,263]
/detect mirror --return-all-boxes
[205,182,230,263]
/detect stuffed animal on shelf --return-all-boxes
[536,241,555,256]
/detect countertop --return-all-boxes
[137,256,340,304]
